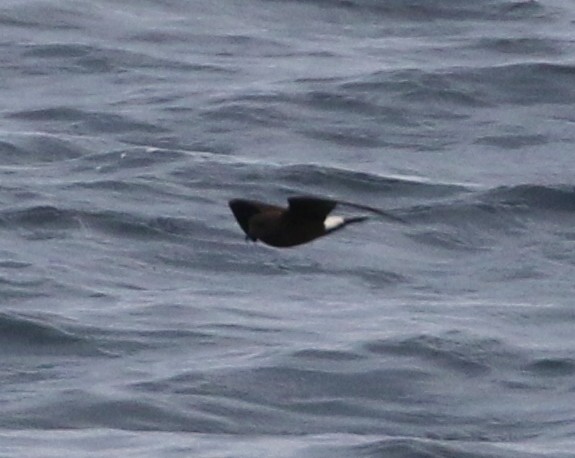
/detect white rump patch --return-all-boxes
[324,215,345,231]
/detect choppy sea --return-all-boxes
[2,0,575,456]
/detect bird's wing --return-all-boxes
[289,195,407,224]
[228,199,283,235]
[335,199,407,224]
[287,196,337,221]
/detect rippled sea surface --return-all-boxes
[2,0,575,456]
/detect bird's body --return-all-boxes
[228,196,401,248]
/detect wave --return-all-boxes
[400,183,575,252]
[363,333,512,376]
[351,436,557,458]
[0,312,104,356]
[483,184,575,212]
[473,36,565,57]
[1,392,223,432]
[455,62,575,106]
[406,183,575,222]
[340,61,575,111]
[273,163,469,198]
[0,134,86,165]
[203,58,574,154]
[276,0,547,22]
[0,203,215,245]
[8,107,166,135]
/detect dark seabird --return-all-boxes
[228,195,405,248]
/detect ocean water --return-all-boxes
[2,0,575,456]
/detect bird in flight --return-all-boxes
[228,195,405,248]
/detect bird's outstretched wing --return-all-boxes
[289,195,407,224]
[287,196,337,221]
[335,199,407,224]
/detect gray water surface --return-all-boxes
[1,0,575,456]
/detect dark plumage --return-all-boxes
[228,196,404,248]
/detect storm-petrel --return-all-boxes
[229,196,404,248]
